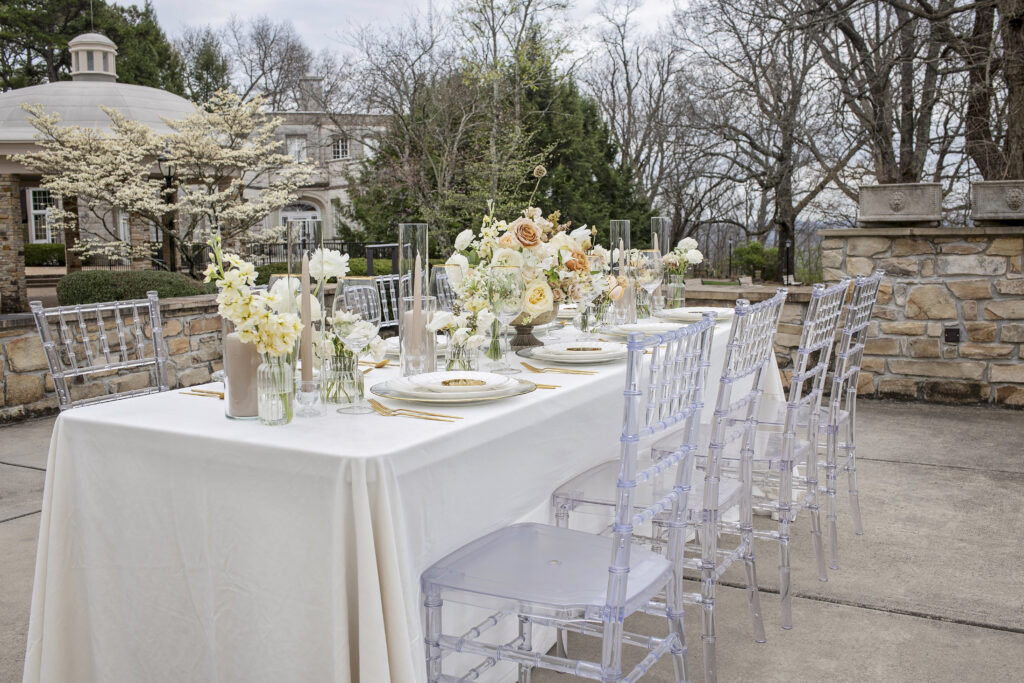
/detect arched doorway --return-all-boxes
[279,201,323,248]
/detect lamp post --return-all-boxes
[727,238,733,279]
[784,237,793,284]
[156,149,176,273]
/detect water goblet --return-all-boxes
[487,265,525,374]
[331,285,382,414]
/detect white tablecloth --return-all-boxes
[23,323,781,683]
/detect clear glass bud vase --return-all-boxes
[666,274,686,309]
[445,341,481,371]
[257,356,295,426]
[320,353,365,409]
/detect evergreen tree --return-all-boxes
[176,26,231,105]
[0,0,184,95]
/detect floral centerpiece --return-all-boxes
[661,237,704,309]
[426,308,494,370]
[445,193,605,350]
[204,233,303,424]
[662,237,704,277]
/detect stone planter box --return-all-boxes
[971,180,1024,223]
[858,183,942,226]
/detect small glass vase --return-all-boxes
[666,274,686,309]
[445,341,481,371]
[257,355,295,426]
[321,353,369,413]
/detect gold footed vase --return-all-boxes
[510,304,559,350]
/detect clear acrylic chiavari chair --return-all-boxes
[725,279,850,629]
[824,270,884,570]
[422,316,718,683]
[30,290,170,410]
[551,288,789,682]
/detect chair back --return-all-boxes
[601,315,716,674]
[341,283,383,325]
[30,291,170,410]
[785,278,850,439]
[706,288,788,484]
[432,268,458,312]
[374,274,405,327]
[828,270,884,421]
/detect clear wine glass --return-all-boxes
[632,249,664,320]
[574,255,608,339]
[331,284,382,414]
[487,265,525,374]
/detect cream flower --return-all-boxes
[445,253,470,289]
[522,279,554,317]
[569,225,592,250]
[454,229,475,251]
[685,250,704,265]
[309,248,350,281]
[677,237,699,252]
[369,336,388,362]
[491,247,524,268]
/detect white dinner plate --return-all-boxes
[656,307,735,322]
[601,322,684,337]
[523,340,627,364]
[371,378,537,404]
[405,371,513,393]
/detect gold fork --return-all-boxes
[362,359,391,374]
[520,362,598,376]
[368,399,464,420]
[367,399,457,422]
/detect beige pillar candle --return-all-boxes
[300,254,313,382]
[653,232,659,254]
[224,331,261,417]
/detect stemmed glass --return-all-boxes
[632,249,664,320]
[487,265,525,375]
[331,285,382,414]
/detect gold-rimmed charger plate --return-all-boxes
[516,346,626,365]
[370,378,537,404]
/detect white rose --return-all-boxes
[592,244,611,265]
[522,279,554,317]
[426,310,455,332]
[454,229,475,251]
[685,250,704,265]
[309,248,350,281]
[677,237,699,252]
[466,334,486,348]
[445,253,470,289]
[491,247,524,268]
[548,232,574,253]
[452,328,470,345]
[369,336,388,362]
[476,309,495,330]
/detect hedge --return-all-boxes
[253,258,451,286]
[24,243,66,267]
[57,270,217,305]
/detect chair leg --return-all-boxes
[741,534,767,644]
[700,584,717,683]
[825,425,841,571]
[778,455,793,629]
[517,615,532,683]
[424,590,443,683]
[844,420,864,536]
[553,500,571,659]
[666,522,690,683]
[806,434,828,582]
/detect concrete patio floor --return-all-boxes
[1,401,1022,682]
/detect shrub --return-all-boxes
[57,270,217,305]
[24,243,66,267]
[252,257,447,286]
[731,241,780,281]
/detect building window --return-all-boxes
[29,189,57,244]
[102,52,109,72]
[74,52,79,71]
[116,209,131,242]
[332,136,349,160]
[286,135,307,161]
[86,50,94,71]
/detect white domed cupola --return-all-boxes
[69,33,118,83]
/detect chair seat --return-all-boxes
[651,425,813,468]
[754,399,850,430]
[555,458,743,520]
[422,523,672,621]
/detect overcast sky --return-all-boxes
[113,0,677,54]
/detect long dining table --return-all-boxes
[22,321,782,683]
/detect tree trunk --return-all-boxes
[1001,0,1024,178]
[964,5,1003,179]
[62,196,82,273]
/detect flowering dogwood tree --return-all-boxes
[15,90,315,275]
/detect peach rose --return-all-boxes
[508,217,542,248]
[608,275,627,301]
[498,232,519,248]
[565,250,589,272]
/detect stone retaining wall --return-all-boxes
[819,226,1023,407]
[0,294,224,422]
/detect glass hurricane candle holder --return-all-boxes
[295,377,323,417]
[399,295,437,376]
